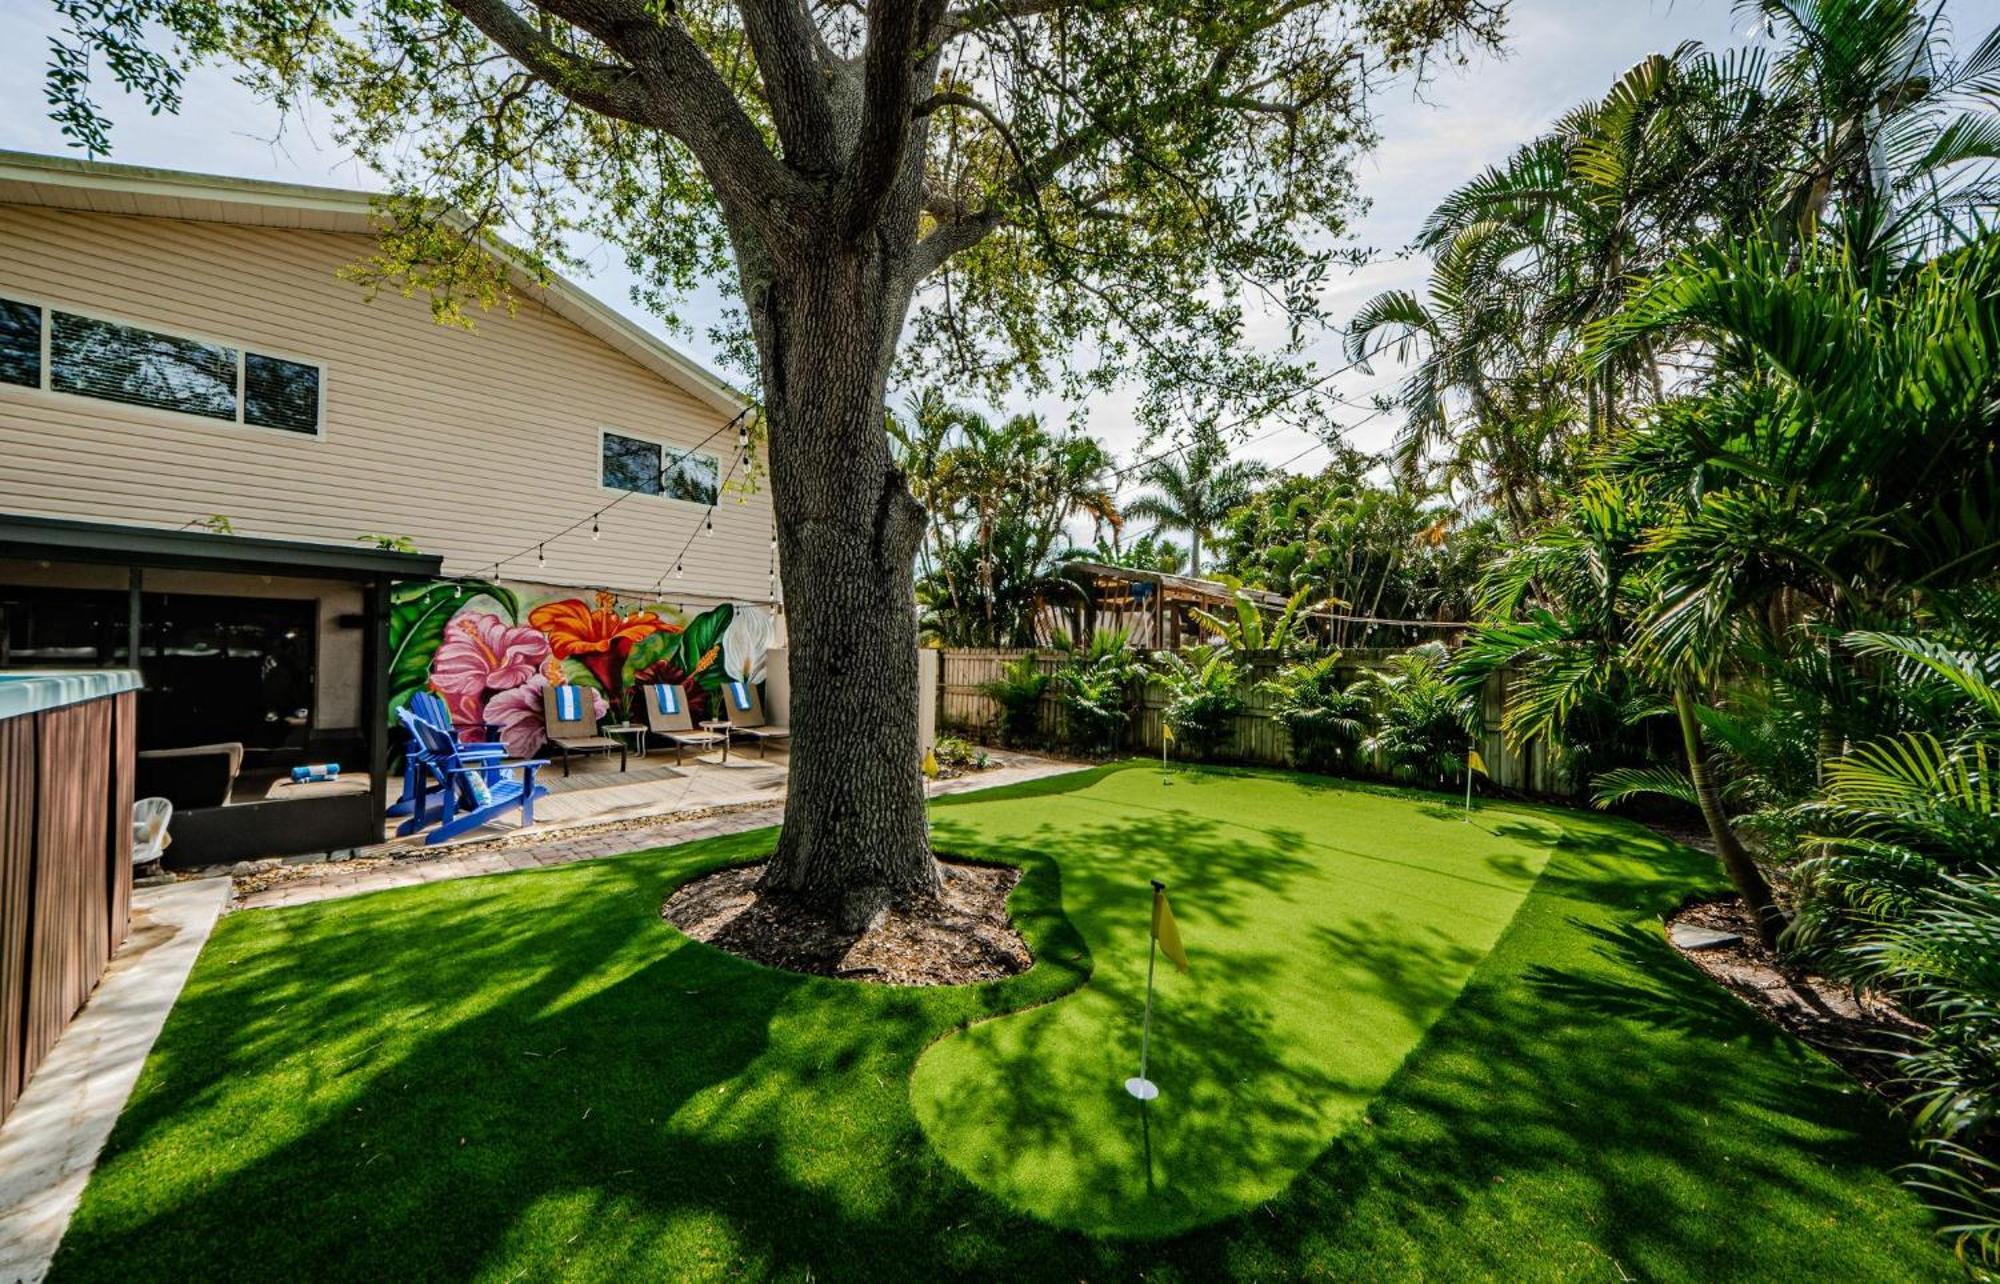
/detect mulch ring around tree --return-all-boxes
[1666,893,1925,1098]
[663,858,1032,985]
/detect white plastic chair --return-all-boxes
[132,796,173,866]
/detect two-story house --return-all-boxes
[0,149,781,861]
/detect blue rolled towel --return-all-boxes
[291,763,341,783]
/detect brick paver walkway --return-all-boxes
[235,750,1085,911]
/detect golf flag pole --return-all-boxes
[1465,747,1487,815]
[1127,880,1190,1101]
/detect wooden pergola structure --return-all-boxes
[1037,560,1468,651]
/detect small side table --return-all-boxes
[603,722,648,760]
[699,719,733,762]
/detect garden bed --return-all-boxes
[1664,894,1923,1099]
[663,857,1031,985]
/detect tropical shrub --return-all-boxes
[1052,629,1147,756]
[981,652,1050,747]
[1363,642,1476,787]
[1259,653,1372,773]
[1783,629,2000,1267]
[1153,645,1243,761]
[1190,585,1327,661]
[932,735,987,771]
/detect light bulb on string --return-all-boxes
[537,544,546,568]
[674,560,684,578]
[704,511,714,537]
[591,515,600,541]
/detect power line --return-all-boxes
[1108,350,1392,484]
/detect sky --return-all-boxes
[4,0,1998,481]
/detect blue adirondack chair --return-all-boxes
[388,691,504,818]
[398,712,549,844]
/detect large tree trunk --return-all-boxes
[1674,686,1787,948]
[745,233,941,931]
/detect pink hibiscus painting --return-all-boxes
[429,611,558,754]
[483,670,607,759]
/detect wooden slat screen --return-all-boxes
[0,691,136,1128]
[0,713,33,1123]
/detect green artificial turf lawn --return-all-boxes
[912,766,1556,1234]
[52,764,1956,1281]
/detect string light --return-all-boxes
[674,559,684,578]
[465,402,754,583]
[649,405,761,594]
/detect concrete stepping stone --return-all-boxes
[1670,923,1743,951]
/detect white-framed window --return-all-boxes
[0,292,325,436]
[601,429,720,505]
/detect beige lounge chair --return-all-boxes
[719,680,791,757]
[641,684,729,765]
[541,684,626,776]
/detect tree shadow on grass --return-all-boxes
[52,785,1955,1282]
[55,834,1064,1281]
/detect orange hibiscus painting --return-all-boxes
[527,592,678,708]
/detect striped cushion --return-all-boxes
[652,685,682,715]
[555,684,585,722]
[726,681,753,713]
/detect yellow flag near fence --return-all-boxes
[1152,888,1191,973]
[1467,748,1488,776]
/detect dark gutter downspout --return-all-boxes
[363,579,391,841]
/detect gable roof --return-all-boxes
[0,149,747,418]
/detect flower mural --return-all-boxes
[386,579,771,759]
[483,664,608,758]
[624,601,733,724]
[529,592,673,715]
[429,612,552,732]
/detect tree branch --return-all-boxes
[738,0,842,174]
[939,0,1067,39]
[836,0,945,239]
[447,0,654,124]
[500,0,812,230]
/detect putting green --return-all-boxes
[915,763,1583,1236]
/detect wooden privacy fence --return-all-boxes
[937,646,1562,797]
[0,679,137,1128]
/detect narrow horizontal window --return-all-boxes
[603,431,664,495]
[244,353,321,434]
[50,311,238,421]
[0,297,39,388]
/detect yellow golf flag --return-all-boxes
[1467,748,1488,776]
[1152,889,1191,973]
[921,748,940,779]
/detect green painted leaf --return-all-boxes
[676,604,735,689]
[385,579,517,725]
[560,658,604,691]
[621,630,683,688]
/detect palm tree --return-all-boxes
[1744,0,2000,259]
[1453,477,1792,945]
[1123,433,1267,577]
[1344,220,1551,523]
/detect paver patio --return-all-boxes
[240,748,1083,910]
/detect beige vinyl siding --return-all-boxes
[0,204,770,604]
